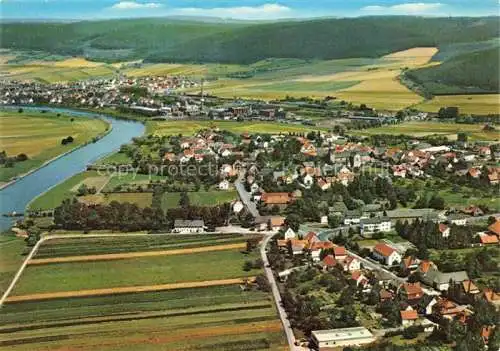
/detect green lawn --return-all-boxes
[96,151,133,165]
[13,249,260,294]
[0,235,26,296]
[103,192,153,208]
[161,191,238,210]
[0,111,109,183]
[27,171,99,211]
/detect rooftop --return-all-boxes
[312,327,374,343]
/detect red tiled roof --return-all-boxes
[483,289,500,303]
[402,282,423,299]
[333,246,347,257]
[400,309,418,320]
[438,223,449,233]
[419,260,432,274]
[261,192,292,205]
[374,243,396,257]
[304,231,318,241]
[479,233,499,244]
[310,241,335,251]
[488,220,500,236]
[322,255,337,267]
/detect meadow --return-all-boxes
[161,191,238,210]
[0,235,26,296]
[0,111,109,183]
[353,121,499,141]
[1,234,286,350]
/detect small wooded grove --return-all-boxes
[54,198,229,231]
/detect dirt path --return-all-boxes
[28,242,246,265]
[4,277,255,303]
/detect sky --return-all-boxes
[0,0,499,20]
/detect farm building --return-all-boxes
[311,327,376,350]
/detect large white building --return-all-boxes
[360,217,392,236]
[172,220,205,233]
[311,327,376,350]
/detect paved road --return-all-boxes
[260,232,309,351]
[234,172,260,219]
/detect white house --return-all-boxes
[438,223,450,238]
[448,214,468,226]
[284,227,296,240]
[400,307,418,327]
[360,217,392,236]
[342,255,361,272]
[233,201,244,214]
[372,243,401,266]
[219,179,230,190]
[311,327,376,350]
[303,174,314,188]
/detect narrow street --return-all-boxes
[234,172,260,219]
[260,232,309,351]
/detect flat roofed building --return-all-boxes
[172,219,205,233]
[311,327,376,350]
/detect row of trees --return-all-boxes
[54,198,230,231]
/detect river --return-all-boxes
[0,106,145,231]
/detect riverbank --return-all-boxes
[0,107,145,231]
[0,108,112,189]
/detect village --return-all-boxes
[37,119,500,350]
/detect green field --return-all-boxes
[161,191,238,210]
[13,246,258,294]
[0,235,26,296]
[0,111,109,183]
[147,120,325,136]
[103,192,153,208]
[353,121,499,141]
[1,235,285,350]
[28,171,99,210]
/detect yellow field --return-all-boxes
[199,47,438,110]
[416,94,500,115]
[0,111,108,157]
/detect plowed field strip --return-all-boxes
[28,242,246,265]
[5,277,254,303]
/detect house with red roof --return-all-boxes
[400,307,418,327]
[477,232,499,245]
[372,243,402,266]
[400,282,424,304]
[310,241,335,262]
[333,246,347,261]
[319,255,338,271]
[488,219,500,236]
[351,270,370,288]
[438,223,450,238]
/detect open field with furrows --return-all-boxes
[352,121,499,141]
[161,191,238,210]
[146,120,325,136]
[0,235,27,297]
[1,235,285,350]
[12,241,260,295]
[0,111,109,182]
[184,47,437,110]
[416,94,500,115]
[33,234,251,258]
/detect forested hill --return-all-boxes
[1,16,499,64]
[406,46,500,94]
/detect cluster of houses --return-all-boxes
[0,77,203,117]
[389,143,499,185]
[277,226,499,350]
